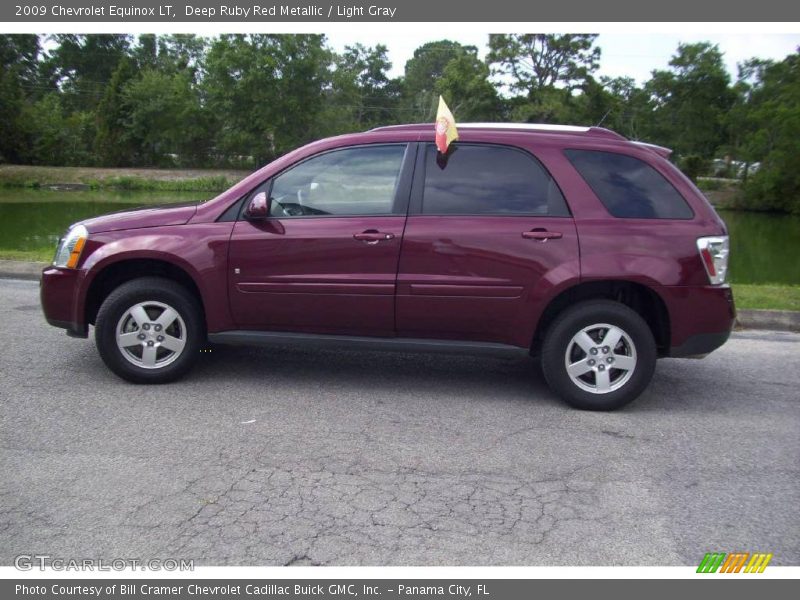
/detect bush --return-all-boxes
[741,157,800,213]
[679,155,710,182]
[696,178,723,191]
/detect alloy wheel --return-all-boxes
[115,301,187,369]
[563,323,637,394]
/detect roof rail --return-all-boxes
[369,122,625,140]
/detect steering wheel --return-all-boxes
[282,204,305,216]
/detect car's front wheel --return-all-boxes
[95,277,203,383]
[541,300,657,410]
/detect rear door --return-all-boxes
[228,143,413,336]
[396,143,580,347]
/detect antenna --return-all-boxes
[596,109,612,128]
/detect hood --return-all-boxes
[79,202,198,234]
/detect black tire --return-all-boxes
[541,300,656,410]
[95,277,203,383]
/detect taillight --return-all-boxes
[696,236,729,285]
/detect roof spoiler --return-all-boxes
[631,141,673,159]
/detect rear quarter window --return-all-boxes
[564,149,694,219]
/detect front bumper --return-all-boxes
[40,267,88,338]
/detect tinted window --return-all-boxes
[564,149,693,219]
[422,144,570,216]
[270,145,406,217]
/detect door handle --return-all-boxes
[353,230,395,243]
[522,229,562,241]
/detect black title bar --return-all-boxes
[4,0,800,22]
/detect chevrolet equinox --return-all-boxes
[40,123,735,410]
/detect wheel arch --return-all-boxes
[531,280,671,357]
[84,258,207,328]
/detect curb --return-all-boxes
[1,259,798,333]
[736,309,800,333]
[0,259,46,281]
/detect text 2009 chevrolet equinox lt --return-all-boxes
[41,123,735,410]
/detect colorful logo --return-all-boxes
[697,552,773,573]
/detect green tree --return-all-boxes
[202,34,330,166]
[434,49,501,121]
[0,35,40,162]
[322,43,396,133]
[485,34,601,125]
[596,76,652,140]
[403,40,466,99]
[28,93,94,165]
[120,69,209,166]
[45,34,132,112]
[645,43,735,158]
[93,57,138,166]
[131,34,207,80]
[157,34,207,80]
[506,87,577,123]
[401,40,498,121]
[487,34,601,97]
[725,58,774,175]
[736,51,800,213]
[132,34,159,70]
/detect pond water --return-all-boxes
[0,189,797,285]
[717,209,800,285]
[0,189,215,260]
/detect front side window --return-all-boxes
[269,144,407,217]
[421,144,570,216]
[564,149,693,219]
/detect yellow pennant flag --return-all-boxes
[435,96,458,153]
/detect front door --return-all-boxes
[228,143,412,336]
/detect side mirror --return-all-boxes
[244,192,270,220]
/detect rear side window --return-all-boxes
[564,149,693,219]
[422,144,570,216]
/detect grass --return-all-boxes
[696,177,742,209]
[731,283,800,311]
[0,165,249,192]
[0,248,53,262]
[82,175,237,192]
[696,178,726,192]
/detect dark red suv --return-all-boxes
[40,123,735,410]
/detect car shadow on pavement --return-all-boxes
[186,342,563,407]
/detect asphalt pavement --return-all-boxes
[1,278,798,566]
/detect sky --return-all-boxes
[325,32,800,83]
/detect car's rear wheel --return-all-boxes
[541,300,656,410]
[95,277,203,383]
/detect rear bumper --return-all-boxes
[669,329,731,358]
[661,284,735,357]
[40,267,88,338]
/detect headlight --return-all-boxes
[53,224,88,269]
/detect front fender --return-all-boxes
[76,223,235,332]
